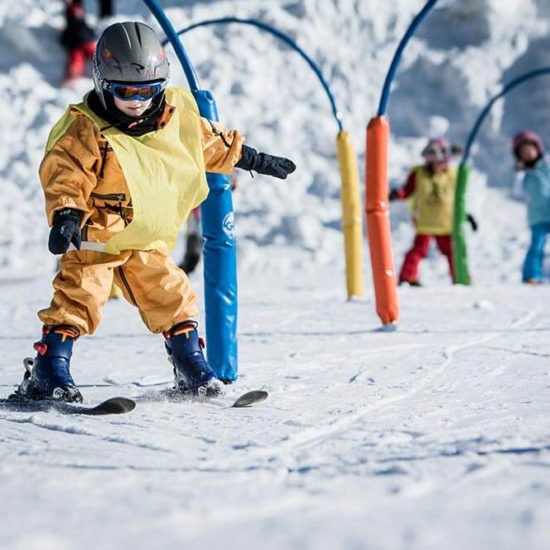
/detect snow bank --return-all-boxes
[0,0,548,282]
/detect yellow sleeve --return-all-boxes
[39,112,100,226]
[200,117,245,174]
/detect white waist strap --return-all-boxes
[68,241,107,253]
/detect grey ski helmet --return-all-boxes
[93,21,170,108]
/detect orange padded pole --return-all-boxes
[365,116,399,326]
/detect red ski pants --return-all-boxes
[66,42,96,79]
[398,234,454,283]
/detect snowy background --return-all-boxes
[1,1,550,549]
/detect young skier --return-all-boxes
[511,131,550,284]
[389,137,477,286]
[15,21,295,403]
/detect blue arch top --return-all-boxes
[462,67,550,164]
[377,0,438,117]
[164,16,344,132]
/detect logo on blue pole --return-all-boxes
[222,212,235,238]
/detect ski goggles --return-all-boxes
[108,82,164,101]
[422,146,450,163]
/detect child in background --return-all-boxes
[60,0,96,81]
[389,137,477,286]
[179,174,238,274]
[179,208,203,275]
[14,21,295,403]
[511,131,550,284]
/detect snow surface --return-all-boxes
[2,277,550,550]
[1,1,550,549]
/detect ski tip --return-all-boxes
[0,395,136,416]
[231,390,269,408]
[93,397,136,415]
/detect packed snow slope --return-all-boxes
[1,276,550,550]
[1,1,550,549]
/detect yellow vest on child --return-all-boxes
[46,88,209,255]
[410,165,457,235]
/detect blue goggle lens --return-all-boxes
[109,82,162,101]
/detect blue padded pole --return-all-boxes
[194,91,238,381]
[143,0,238,380]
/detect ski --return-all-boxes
[0,396,136,416]
[0,386,267,414]
[143,388,269,407]
[231,390,269,408]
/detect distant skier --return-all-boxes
[178,208,203,275]
[14,21,296,403]
[389,137,477,286]
[178,174,237,275]
[511,131,550,284]
[60,0,96,82]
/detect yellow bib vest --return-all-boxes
[410,165,457,235]
[46,88,209,255]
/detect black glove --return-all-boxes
[236,145,296,180]
[48,208,82,254]
[389,188,400,201]
[466,213,478,232]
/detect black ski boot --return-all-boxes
[164,321,223,397]
[14,325,82,403]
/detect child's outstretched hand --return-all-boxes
[236,145,296,179]
[252,152,296,179]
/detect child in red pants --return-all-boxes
[60,1,96,81]
[389,137,476,286]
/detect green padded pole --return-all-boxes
[452,162,470,285]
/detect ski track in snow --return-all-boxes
[246,309,539,460]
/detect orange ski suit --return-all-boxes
[38,87,245,335]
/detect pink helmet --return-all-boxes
[512,131,544,158]
[421,137,451,164]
